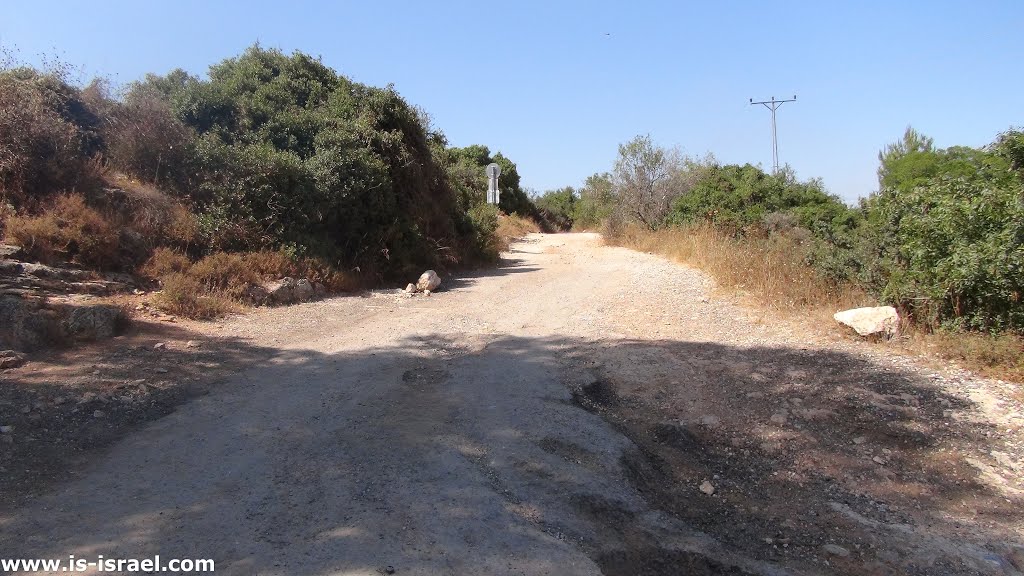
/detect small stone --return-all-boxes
[404,283,416,293]
[872,456,886,465]
[746,391,764,399]
[424,290,431,297]
[79,392,97,404]
[0,350,27,369]
[699,480,715,495]
[700,415,721,428]
[93,410,105,418]
[154,342,166,350]
[154,368,168,374]
[853,436,867,445]
[20,406,30,414]
[0,425,13,434]
[822,544,850,557]
[186,340,201,348]
[769,412,787,425]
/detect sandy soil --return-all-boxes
[1,232,1022,575]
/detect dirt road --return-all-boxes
[2,233,1022,575]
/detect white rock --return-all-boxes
[262,277,299,304]
[700,415,721,428]
[852,436,868,445]
[424,290,431,297]
[186,340,201,348]
[0,425,13,434]
[699,480,715,495]
[153,342,166,350]
[0,350,26,369]
[293,279,315,301]
[822,544,850,557]
[404,283,416,293]
[416,270,441,292]
[833,306,899,337]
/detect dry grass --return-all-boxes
[145,249,358,320]
[102,174,198,250]
[241,250,357,292]
[608,224,1023,383]
[138,247,191,280]
[154,273,238,320]
[4,193,120,268]
[495,213,540,251]
[610,224,870,314]
[903,328,1024,385]
[187,252,262,300]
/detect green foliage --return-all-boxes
[613,135,677,230]
[467,202,501,262]
[140,46,478,274]
[859,131,1023,330]
[534,187,576,231]
[572,173,616,230]
[668,163,855,238]
[0,45,507,277]
[443,144,537,219]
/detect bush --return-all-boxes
[155,273,235,319]
[104,85,196,192]
[4,211,62,263]
[138,247,191,281]
[535,187,576,231]
[0,68,104,202]
[467,203,501,261]
[572,173,615,230]
[4,194,120,268]
[186,252,261,300]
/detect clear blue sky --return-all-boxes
[3,1,1022,202]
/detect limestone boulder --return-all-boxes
[834,306,899,337]
[416,270,441,292]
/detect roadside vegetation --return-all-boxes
[0,46,541,319]
[535,130,1024,381]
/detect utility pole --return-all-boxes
[749,95,796,174]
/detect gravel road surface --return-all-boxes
[2,233,1022,575]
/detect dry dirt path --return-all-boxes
[1,233,1022,575]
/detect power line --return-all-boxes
[749,95,796,175]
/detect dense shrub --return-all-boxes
[1,46,515,285]
[138,247,191,281]
[534,187,576,231]
[857,135,1023,330]
[0,68,103,202]
[155,273,236,319]
[580,129,1023,334]
[467,203,501,261]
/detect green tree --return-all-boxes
[613,135,678,230]
[535,186,576,231]
[572,172,615,229]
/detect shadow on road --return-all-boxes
[1,330,1020,575]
